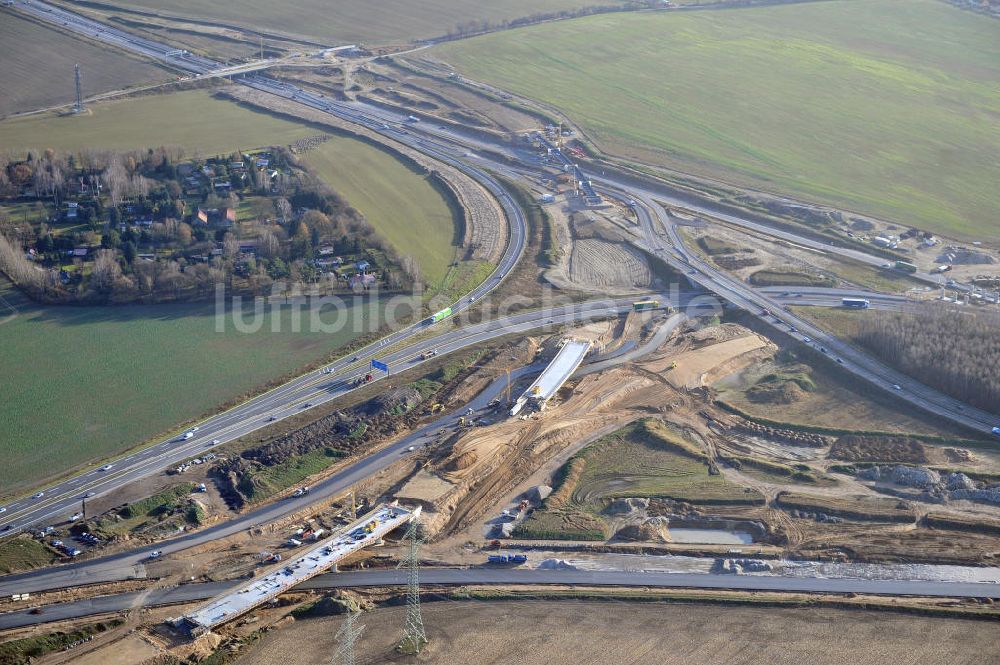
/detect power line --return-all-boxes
[74,64,85,114]
[397,517,427,654]
[332,610,365,665]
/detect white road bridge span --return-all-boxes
[510,339,592,416]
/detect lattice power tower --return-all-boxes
[397,517,428,654]
[333,611,365,665]
[73,64,85,114]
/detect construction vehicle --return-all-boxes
[421,349,438,360]
[668,361,678,370]
[430,403,444,414]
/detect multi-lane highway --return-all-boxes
[0,296,641,535]
[3,0,999,608]
[10,0,219,71]
[628,198,1000,436]
[0,303,694,595]
[3,566,999,631]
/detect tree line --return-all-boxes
[854,305,1000,417]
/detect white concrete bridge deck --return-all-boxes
[510,339,592,415]
[180,503,416,632]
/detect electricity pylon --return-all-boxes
[397,517,427,654]
[333,610,365,665]
[74,64,85,114]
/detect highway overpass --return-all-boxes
[179,503,415,633]
[509,338,592,416]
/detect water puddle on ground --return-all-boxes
[667,528,753,545]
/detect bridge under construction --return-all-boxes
[176,503,418,634]
[509,339,591,416]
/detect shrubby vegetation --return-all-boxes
[0,620,123,665]
[854,306,1000,416]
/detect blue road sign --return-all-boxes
[371,359,389,374]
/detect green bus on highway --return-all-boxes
[430,307,453,323]
[632,300,660,311]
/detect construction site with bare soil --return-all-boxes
[3,4,1000,663]
[4,120,1000,663]
[6,299,999,664]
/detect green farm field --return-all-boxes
[0,280,386,496]
[0,13,169,117]
[436,0,1000,239]
[302,139,460,290]
[0,88,462,287]
[97,0,629,44]
[0,89,320,156]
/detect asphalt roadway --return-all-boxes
[0,284,881,538]
[0,307,694,596]
[3,567,999,631]
[4,0,999,608]
[630,200,1000,436]
[7,0,993,526]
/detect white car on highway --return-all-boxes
[33,492,44,499]
[0,506,6,514]
[100,464,114,472]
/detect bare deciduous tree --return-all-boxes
[855,305,1000,416]
[90,249,122,294]
[222,232,240,260]
[258,228,279,259]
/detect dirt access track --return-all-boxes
[223,86,508,263]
